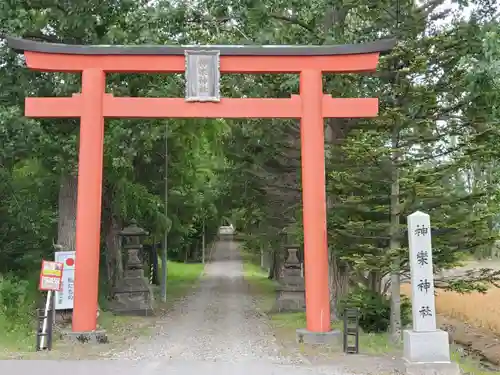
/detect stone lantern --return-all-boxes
[111,219,155,316]
[121,219,148,270]
[274,244,306,312]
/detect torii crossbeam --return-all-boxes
[6,36,395,340]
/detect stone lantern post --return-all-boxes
[274,244,306,312]
[111,219,155,316]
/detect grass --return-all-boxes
[436,287,500,334]
[242,260,277,312]
[0,323,36,356]
[0,276,39,355]
[0,260,204,358]
[270,311,396,355]
[241,251,396,355]
[242,252,494,373]
[450,348,495,375]
[0,305,36,353]
[159,260,205,300]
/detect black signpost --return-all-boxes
[343,308,360,354]
[36,293,55,351]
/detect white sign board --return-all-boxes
[407,211,437,332]
[54,251,76,310]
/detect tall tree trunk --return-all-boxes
[58,172,102,316]
[325,117,352,320]
[269,243,282,280]
[367,270,382,293]
[184,243,189,263]
[329,249,349,320]
[268,249,277,279]
[102,184,124,289]
[57,174,78,250]
[390,128,402,342]
[103,208,123,287]
[49,173,78,315]
[485,163,495,257]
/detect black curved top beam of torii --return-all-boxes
[4,35,396,56]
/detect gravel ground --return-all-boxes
[0,239,398,375]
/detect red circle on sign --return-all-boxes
[66,258,75,266]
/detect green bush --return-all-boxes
[0,275,35,332]
[338,286,412,333]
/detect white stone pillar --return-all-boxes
[403,211,459,375]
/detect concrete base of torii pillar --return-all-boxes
[401,329,460,375]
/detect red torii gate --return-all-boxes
[6,36,394,338]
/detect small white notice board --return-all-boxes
[54,251,76,310]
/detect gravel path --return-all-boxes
[110,238,303,364]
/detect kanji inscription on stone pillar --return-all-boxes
[407,211,437,332]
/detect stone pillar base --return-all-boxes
[111,307,155,316]
[402,360,461,375]
[296,328,341,345]
[61,329,108,344]
[274,286,305,313]
[402,329,460,375]
[403,329,450,362]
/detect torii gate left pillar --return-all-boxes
[6,36,394,342]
